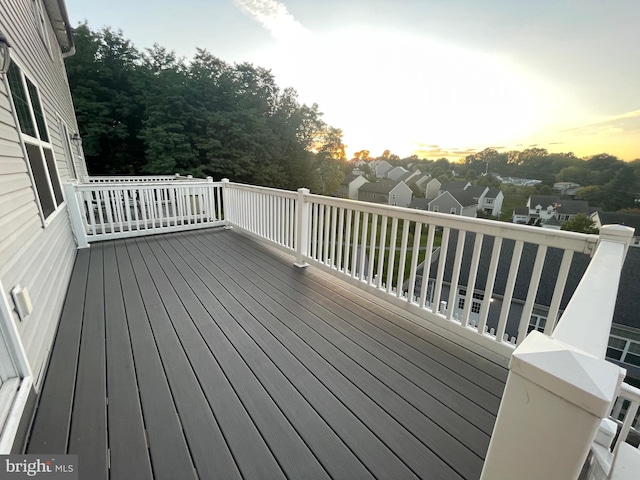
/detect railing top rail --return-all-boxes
[304,192,598,254]
[73,181,223,191]
[620,382,640,403]
[225,182,298,199]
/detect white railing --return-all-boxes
[83,173,208,183]
[606,383,640,477]
[480,225,633,480]
[64,180,225,247]
[224,183,602,357]
[222,183,298,253]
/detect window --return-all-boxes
[432,205,439,212]
[458,289,483,315]
[7,61,63,221]
[486,198,494,205]
[607,327,640,367]
[450,207,457,214]
[528,310,548,333]
[32,0,51,54]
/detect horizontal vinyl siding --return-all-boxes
[0,1,80,387]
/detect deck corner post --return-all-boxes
[294,187,310,268]
[480,331,624,480]
[597,224,634,257]
[63,182,89,249]
[221,178,233,229]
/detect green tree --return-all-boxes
[561,214,599,234]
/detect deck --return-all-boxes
[26,228,507,480]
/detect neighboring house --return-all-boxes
[480,188,504,217]
[358,179,412,207]
[553,182,582,197]
[438,180,471,196]
[369,160,393,178]
[591,211,640,247]
[421,177,442,200]
[542,216,562,230]
[409,231,640,381]
[386,166,409,180]
[428,190,478,217]
[512,207,529,224]
[338,173,368,200]
[526,195,590,226]
[0,0,86,450]
[408,198,430,211]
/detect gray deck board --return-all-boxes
[202,230,501,429]
[67,245,108,479]
[28,249,90,453]
[173,232,478,479]
[28,228,507,480]
[102,242,154,480]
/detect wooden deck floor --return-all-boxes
[27,228,507,480]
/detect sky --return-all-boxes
[65,0,640,161]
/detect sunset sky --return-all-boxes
[65,0,640,161]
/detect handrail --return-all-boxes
[64,180,225,246]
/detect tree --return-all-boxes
[561,214,599,234]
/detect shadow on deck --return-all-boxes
[26,228,507,480]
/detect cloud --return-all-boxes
[560,109,640,133]
[233,0,308,40]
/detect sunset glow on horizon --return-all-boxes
[67,0,640,161]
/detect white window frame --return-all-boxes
[450,207,457,215]
[608,327,640,367]
[6,59,64,226]
[432,205,439,213]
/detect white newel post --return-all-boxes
[294,188,310,268]
[480,225,633,480]
[221,178,232,229]
[63,182,89,248]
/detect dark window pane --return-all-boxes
[43,148,63,205]
[7,62,37,138]
[26,78,49,142]
[624,353,640,367]
[25,143,55,217]
[606,348,623,361]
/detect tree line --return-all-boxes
[66,24,347,194]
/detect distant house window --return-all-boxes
[432,205,439,213]
[450,207,457,215]
[458,289,483,314]
[528,311,548,333]
[7,61,63,221]
[486,198,494,205]
[32,0,51,54]
[608,327,640,367]
[391,193,396,200]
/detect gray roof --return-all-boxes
[555,200,590,215]
[396,171,414,182]
[596,212,640,233]
[440,181,468,192]
[529,195,561,208]
[341,173,363,185]
[545,216,562,226]
[408,198,430,210]
[358,179,400,194]
[486,188,501,199]
[449,190,478,207]
[465,186,488,199]
[514,207,529,215]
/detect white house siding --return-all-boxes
[1,0,84,388]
